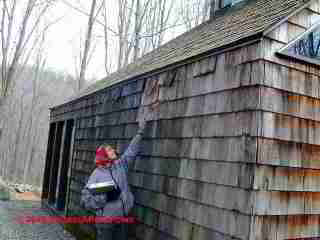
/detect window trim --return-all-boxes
[220,0,233,8]
[277,20,320,66]
[219,0,244,9]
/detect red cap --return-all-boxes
[96,147,108,159]
[95,147,113,166]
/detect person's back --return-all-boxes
[81,117,147,239]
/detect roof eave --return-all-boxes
[262,0,313,37]
[50,32,264,112]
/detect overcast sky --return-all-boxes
[44,1,107,81]
[42,0,188,82]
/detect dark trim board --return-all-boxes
[276,51,320,66]
[57,120,74,211]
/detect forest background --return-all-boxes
[0,0,213,189]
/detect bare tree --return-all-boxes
[0,0,56,148]
[0,11,66,185]
[141,0,174,53]
[22,31,47,184]
[179,0,211,31]
[210,0,216,19]
[117,0,135,69]
[132,0,154,61]
[72,0,105,92]
[78,0,97,91]
[114,0,171,67]
[0,0,55,103]
[133,0,141,61]
[63,0,182,76]
[101,0,110,74]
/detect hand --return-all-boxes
[138,115,147,130]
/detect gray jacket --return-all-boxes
[80,126,145,217]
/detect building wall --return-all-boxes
[250,0,320,239]
[50,38,264,239]
[51,79,145,237]
[48,1,320,239]
[129,49,263,240]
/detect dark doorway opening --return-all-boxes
[48,121,64,205]
[42,123,56,200]
[56,119,74,211]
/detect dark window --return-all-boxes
[220,0,244,8]
[278,23,320,65]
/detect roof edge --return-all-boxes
[49,32,263,111]
[263,0,313,36]
[51,32,263,112]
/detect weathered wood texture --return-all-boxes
[254,165,320,192]
[252,1,320,239]
[49,40,266,240]
[251,215,320,240]
[264,0,320,75]
[47,2,320,239]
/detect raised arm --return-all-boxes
[118,117,147,170]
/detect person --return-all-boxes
[80,115,147,239]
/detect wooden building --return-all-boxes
[42,0,320,239]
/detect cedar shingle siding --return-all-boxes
[43,0,320,239]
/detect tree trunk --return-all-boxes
[210,0,216,19]
[133,0,141,61]
[79,0,97,91]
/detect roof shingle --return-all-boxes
[67,0,310,103]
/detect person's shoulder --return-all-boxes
[92,167,101,173]
[110,159,124,170]
[89,167,104,178]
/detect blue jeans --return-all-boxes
[96,223,128,240]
